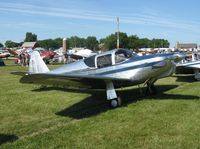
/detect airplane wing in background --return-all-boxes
[6,48,18,55]
[176,61,200,80]
[68,54,83,60]
[176,61,200,69]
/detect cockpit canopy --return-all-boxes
[84,49,133,68]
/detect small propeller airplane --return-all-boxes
[176,57,200,80]
[16,48,185,108]
[0,50,10,58]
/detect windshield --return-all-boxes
[115,49,133,63]
[97,54,112,68]
[83,55,96,67]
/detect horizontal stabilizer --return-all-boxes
[11,71,27,76]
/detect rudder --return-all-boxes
[29,51,49,74]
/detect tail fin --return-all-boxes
[29,51,49,74]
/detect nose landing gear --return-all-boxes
[106,81,122,108]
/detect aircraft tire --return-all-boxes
[110,97,121,108]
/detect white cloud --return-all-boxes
[0,1,200,33]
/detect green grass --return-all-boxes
[1,59,200,149]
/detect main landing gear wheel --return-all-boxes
[110,97,122,108]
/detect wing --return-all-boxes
[20,71,130,89]
[20,73,94,88]
[7,48,18,55]
[0,53,10,58]
[177,61,200,69]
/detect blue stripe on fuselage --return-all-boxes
[123,53,173,64]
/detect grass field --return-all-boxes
[1,59,200,149]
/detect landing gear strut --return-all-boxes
[145,79,157,95]
[106,81,122,108]
[194,69,200,81]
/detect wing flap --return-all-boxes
[20,72,129,88]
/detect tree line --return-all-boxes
[1,32,170,50]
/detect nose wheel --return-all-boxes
[110,97,122,108]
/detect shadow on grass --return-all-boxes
[32,86,102,94]
[55,85,199,119]
[173,74,196,83]
[0,134,18,146]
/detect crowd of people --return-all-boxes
[17,51,30,67]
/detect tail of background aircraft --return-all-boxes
[29,51,49,74]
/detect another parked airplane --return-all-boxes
[177,60,200,80]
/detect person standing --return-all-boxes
[25,51,30,66]
[22,52,26,66]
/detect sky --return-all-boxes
[1,0,200,47]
